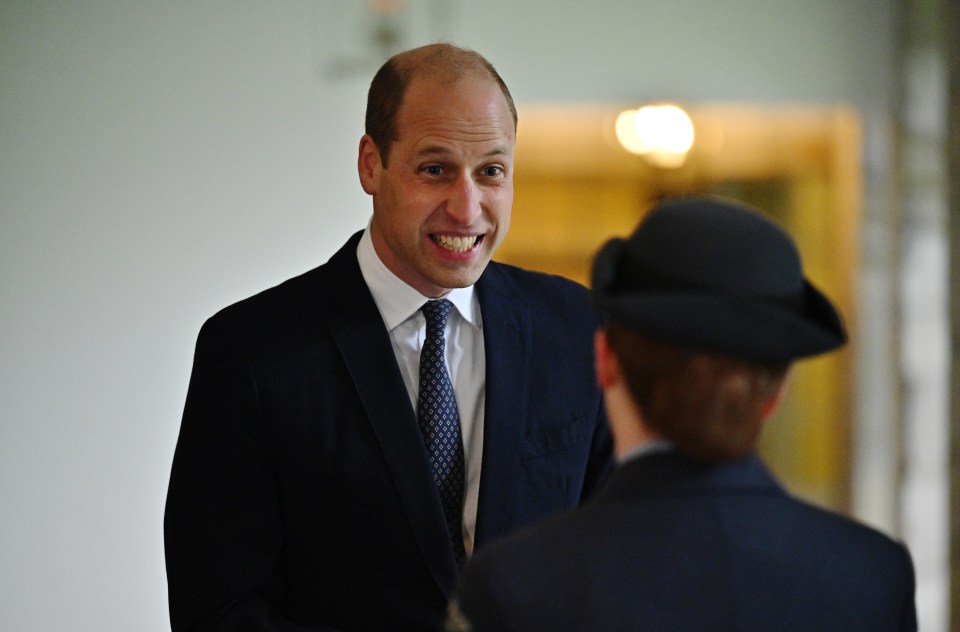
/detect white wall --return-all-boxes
[0,2,898,629]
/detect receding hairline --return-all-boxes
[364,43,518,166]
[389,43,517,128]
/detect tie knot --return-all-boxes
[422,299,453,333]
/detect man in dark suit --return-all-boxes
[163,43,612,631]
[451,197,917,632]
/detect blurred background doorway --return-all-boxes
[497,103,861,513]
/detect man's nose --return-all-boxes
[445,174,482,224]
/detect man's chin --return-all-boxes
[429,266,486,292]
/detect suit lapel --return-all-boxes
[473,264,531,546]
[320,233,460,595]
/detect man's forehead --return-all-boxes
[411,141,514,161]
[399,75,513,124]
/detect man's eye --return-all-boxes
[423,165,443,175]
[482,166,503,177]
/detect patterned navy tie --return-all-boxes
[417,299,467,566]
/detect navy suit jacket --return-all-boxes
[164,232,613,631]
[455,451,917,632]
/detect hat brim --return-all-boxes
[594,280,846,363]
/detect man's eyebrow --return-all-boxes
[483,146,511,159]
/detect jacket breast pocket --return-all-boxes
[513,416,594,525]
[520,415,594,461]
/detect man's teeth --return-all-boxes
[434,235,478,253]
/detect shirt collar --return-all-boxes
[618,439,674,466]
[357,223,480,331]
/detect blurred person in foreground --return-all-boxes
[449,196,917,632]
[164,43,612,631]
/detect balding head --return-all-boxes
[364,43,517,165]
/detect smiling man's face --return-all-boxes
[359,75,515,298]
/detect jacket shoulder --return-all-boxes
[204,232,362,332]
[204,265,326,331]
[484,261,594,314]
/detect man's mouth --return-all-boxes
[432,234,480,253]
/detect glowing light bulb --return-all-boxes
[615,104,695,168]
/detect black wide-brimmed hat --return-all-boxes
[591,196,847,362]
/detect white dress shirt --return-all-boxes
[356,226,485,555]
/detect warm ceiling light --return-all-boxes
[615,104,695,168]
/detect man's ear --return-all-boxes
[357,134,382,195]
[594,330,621,389]
[760,368,794,420]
